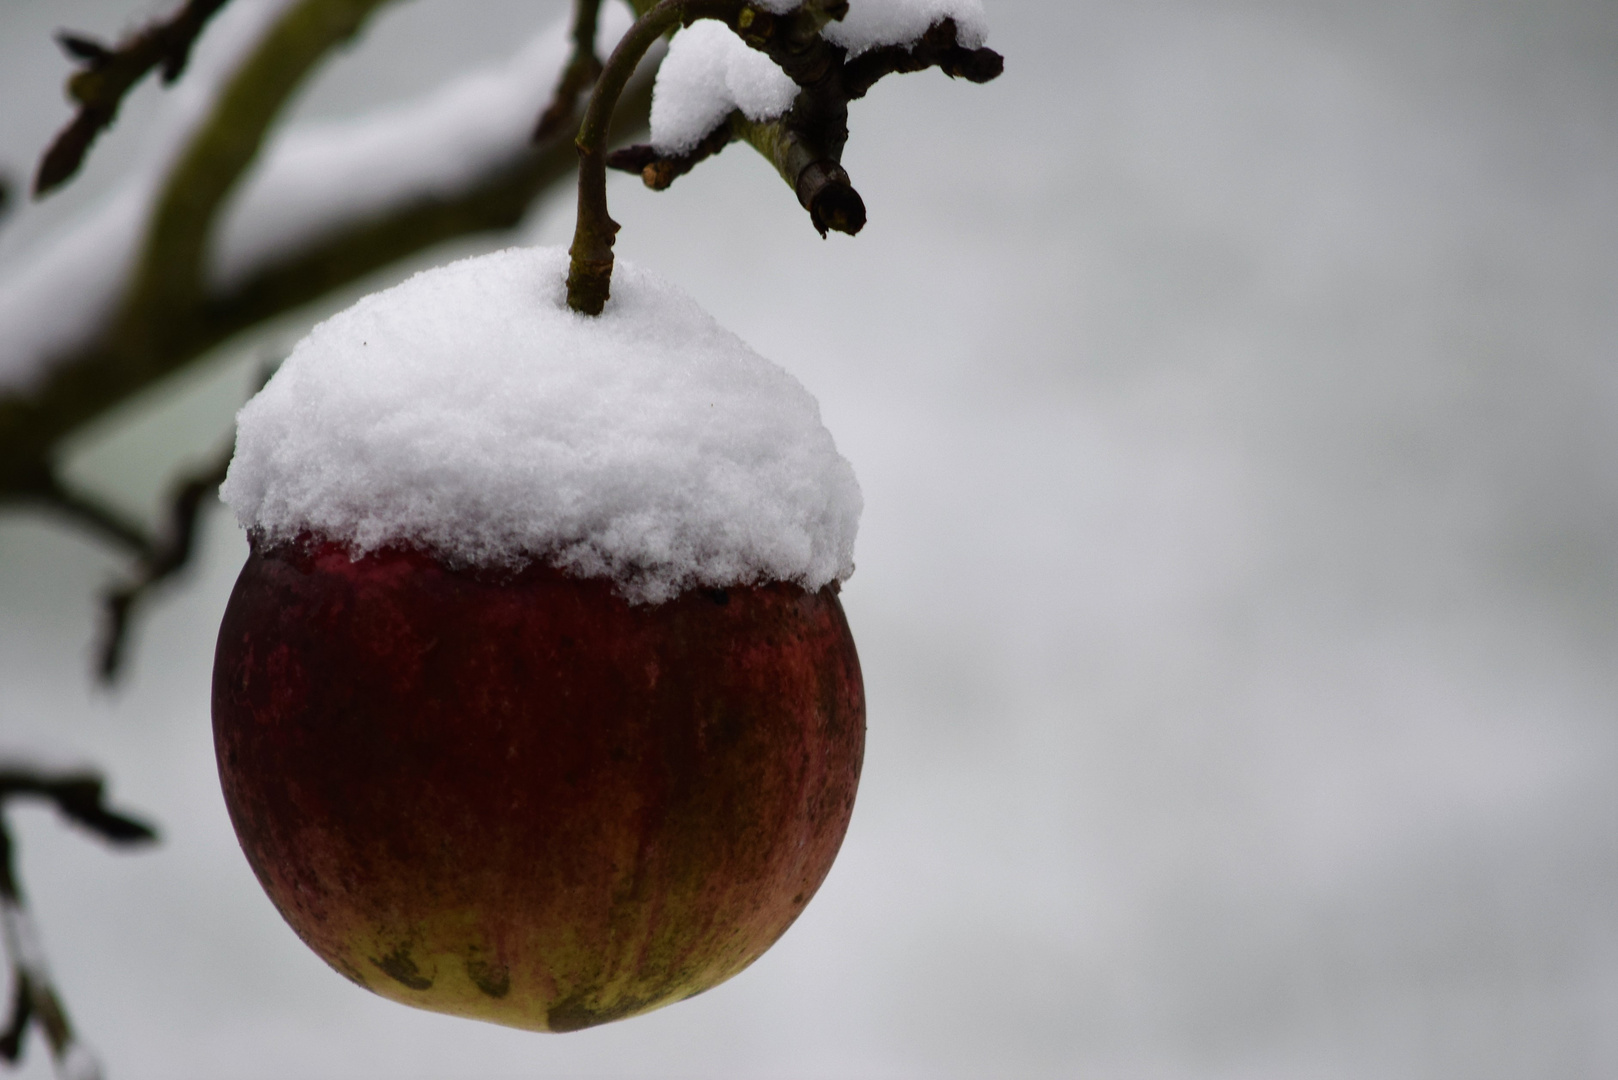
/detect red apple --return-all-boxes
[211,537,863,1032]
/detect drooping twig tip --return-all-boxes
[94,445,233,684]
[55,32,113,66]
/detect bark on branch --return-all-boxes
[606,13,1003,237]
[568,0,998,311]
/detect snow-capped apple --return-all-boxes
[211,246,864,1031]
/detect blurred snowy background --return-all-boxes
[3,0,1617,1076]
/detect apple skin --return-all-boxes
[211,539,863,1032]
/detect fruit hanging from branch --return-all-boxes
[211,0,1000,1034]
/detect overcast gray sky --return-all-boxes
[2,1,1617,1077]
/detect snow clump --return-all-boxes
[821,0,988,57]
[647,0,990,152]
[222,246,861,603]
[650,20,798,154]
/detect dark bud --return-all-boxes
[606,145,660,175]
[810,184,866,237]
[159,50,190,84]
[55,31,113,66]
[97,588,136,683]
[942,46,1004,83]
[797,160,865,237]
[50,777,159,845]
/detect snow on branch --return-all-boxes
[0,2,633,443]
[606,1,1002,238]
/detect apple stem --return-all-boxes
[565,0,690,315]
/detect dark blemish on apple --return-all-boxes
[703,588,730,606]
[334,956,371,989]
[372,943,434,990]
[547,990,661,1033]
[465,955,511,998]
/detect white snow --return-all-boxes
[646,1,990,154]
[59,1044,104,1080]
[221,246,861,602]
[649,20,798,154]
[822,0,989,57]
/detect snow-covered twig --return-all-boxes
[609,8,1000,237]
[568,0,1001,311]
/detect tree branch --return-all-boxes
[0,2,653,506]
[0,765,156,1077]
[9,466,155,559]
[96,442,235,682]
[1,0,408,490]
[34,0,235,197]
[119,0,401,339]
[568,0,872,309]
[533,0,607,142]
[606,14,1001,237]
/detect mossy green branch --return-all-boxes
[0,0,655,503]
[121,0,399,338]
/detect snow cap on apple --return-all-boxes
[213,246,867,1033]
[210,0,1003,1036]
[221,245,860,601]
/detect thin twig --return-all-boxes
[97,442,235,683]
[532,0,606,143]
[13,468,155,560]
[0,766,156,1077]
[34,0,234,197]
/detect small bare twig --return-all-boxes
[34,0,234,197]
[532,0,607,143]
[606,118,735,190]
[11,466,155,560]
[96,441,235,683]
[0,765,157,1078]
